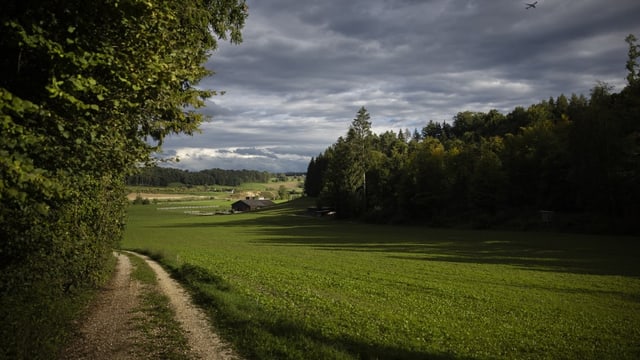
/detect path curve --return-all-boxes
[125,251,239,360]
[65,251,239,360]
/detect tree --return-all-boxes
[614,34,640,220]
[346,107,373,212]
[422,120,443,139]
[305,157,319,196]
[553,94,570,121]
[502,118,570,212]
[278,185,289,200]
[625,34,639,85]
[318,107,373,217]
[405,137,449,221]
[320,138,361,217]
[482,109,507,137]
[0,0,247,356]
[468,139,507,223]
[348,106,373,174]
[304,155,328,197]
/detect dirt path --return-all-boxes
[128,252,239,360]
[65,253,142,359]
[65,251,239,360]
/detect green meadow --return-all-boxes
[123,198,640,359]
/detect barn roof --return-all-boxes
[231,199,275,209]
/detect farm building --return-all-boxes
[231,199,275,212]
[306,207,335,217]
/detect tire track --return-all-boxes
[126,251,239,360]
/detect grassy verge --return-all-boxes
[0,257,116,360]
[124,199,640,359]
[126,253,193,360]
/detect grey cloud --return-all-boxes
[159,0,640,172]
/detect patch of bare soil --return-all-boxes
[64,252,239,360]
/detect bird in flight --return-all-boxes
[525,1,538,9]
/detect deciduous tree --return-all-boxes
[0,0,247,356]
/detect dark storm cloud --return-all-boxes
[160,0,640,172]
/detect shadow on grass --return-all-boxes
[170,262,467,360]
[154,210,640,277]
[143,203,640,359]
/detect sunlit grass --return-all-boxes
[123,199,640,359]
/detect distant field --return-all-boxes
[128,179,302,194]
[123,199,640,359]
[127,180,302,204]
[236,179,303,191]
[126,193,213,201]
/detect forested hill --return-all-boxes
[305,35,640,233]
[127,167,274,187]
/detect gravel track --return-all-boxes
[64,251,238,360]
[128,252,239,360]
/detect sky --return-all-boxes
[159,0,640,173]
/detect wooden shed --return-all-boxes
[231,199,275,212]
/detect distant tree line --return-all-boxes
[306,35,640,233]
[127,166,272,187]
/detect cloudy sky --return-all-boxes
[160,0,640,173]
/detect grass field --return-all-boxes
[123,198,640,359]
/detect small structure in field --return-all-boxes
[539,210,555,224]
[306,207,335,217]
[231,199,275,212]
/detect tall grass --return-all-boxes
[124,199,640,359]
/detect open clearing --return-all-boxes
[124,199,640,359]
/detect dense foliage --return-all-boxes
[0,0,246,357]
[306,36,640,232]
[127,166,272,187]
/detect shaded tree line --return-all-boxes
[306,35,640,233]
[127,166,272,187]
[0,0,247,357]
